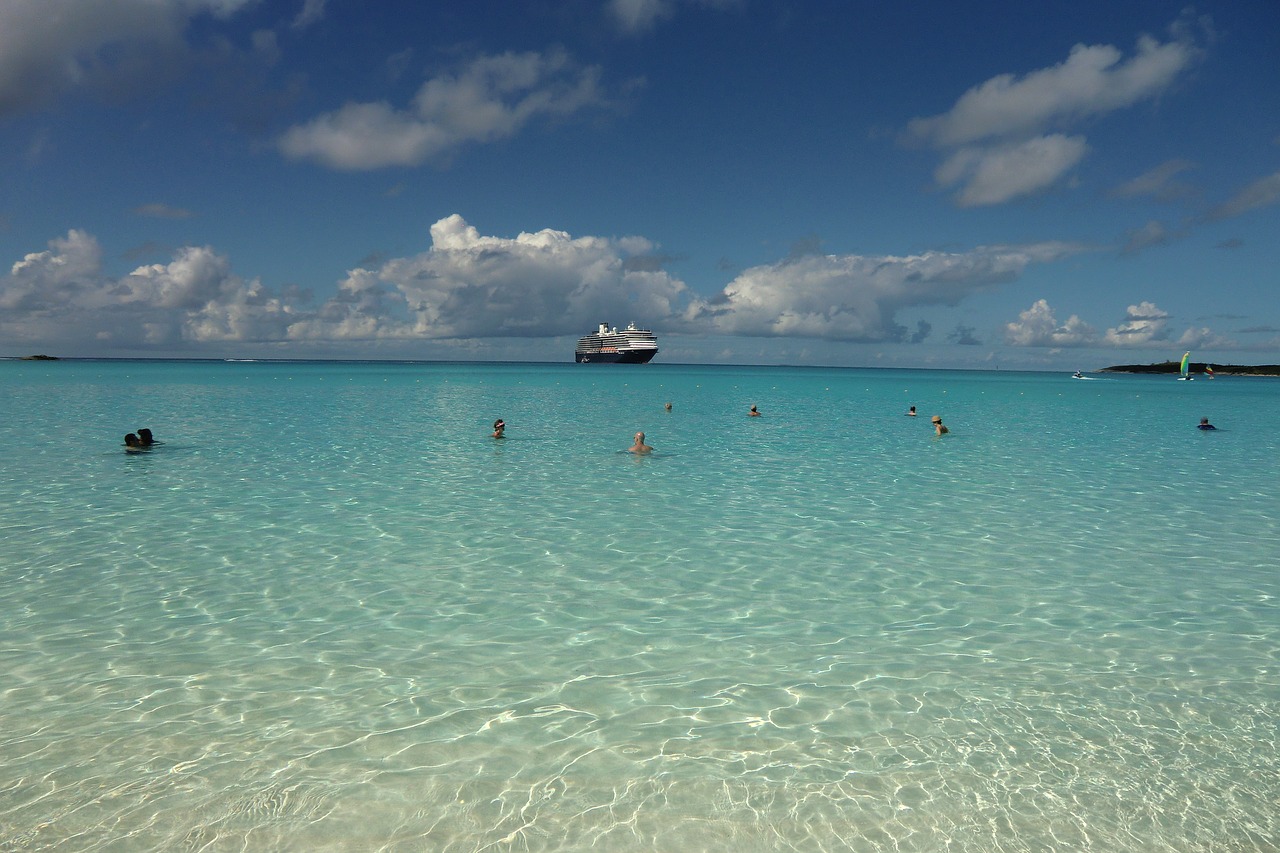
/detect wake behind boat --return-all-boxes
[575,322,659,364]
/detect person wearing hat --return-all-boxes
[931,415,949,436]
[492,419,506,438]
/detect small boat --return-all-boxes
[575,322,659,364]
[1205,365,1215,379]
[1177,351,1194,380]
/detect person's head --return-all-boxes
[635,432,645,443]
[664,402,672,411]
[124,433,140,447]
[931,415,942,424]
[909,406,916,413]
[493,419,505,431]
[1200,417,1210,425]
[137,428,153,445]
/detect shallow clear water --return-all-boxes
[2,360,1277,851]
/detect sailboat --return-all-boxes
[1177,351,1194,381]
[1205,365,1215,379]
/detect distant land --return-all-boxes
[1101,361,1280,377]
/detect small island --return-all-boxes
[1100,361,1280,377]
[19,354,60,361]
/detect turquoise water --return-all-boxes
[1,360,1277,851]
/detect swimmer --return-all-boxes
[492,419,506,438]
[137,428,154,446]
[628,431,653,454]
[906,406,917,417]
[748,405,761,417]
[931,415,949,436]
[1197,417,1216,431]
[664,402,672,412]
[123,433,145,452]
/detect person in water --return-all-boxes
[492,419,506,438]
[748,405,761,417]
[906,406,917,417]
[628,431,653,454]
[137,428,154,446]
[931,415,949,436]
[664,402,672,412]
[123,433,145,451]
[1198,417,1216,430]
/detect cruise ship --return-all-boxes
[574,322,659,364]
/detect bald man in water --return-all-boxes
[628,432,653,454]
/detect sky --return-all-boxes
[1,0,1278,369]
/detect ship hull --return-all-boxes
[575,349,657,364]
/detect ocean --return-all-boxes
[2,359,1276,851]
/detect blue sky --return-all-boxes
[2,0,1278,369]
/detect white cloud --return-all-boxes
[908,37,1198,148]
[1111,158,1196,201]
[905,23,1202,206]
[291,0,326,30]
[607,0,740,34]
[2,230,104,311]
[1,221,1081,353]
[279,51,607,170]
[369,215,687,337]
[1103,301,1170,346]
[0,218,687,349]
[609,0,673,33]
[937,135,1088,207]
[1121,219,1179,254]
[1177,326,1233,349]
[0,0,256,116]
[1208,170,1280,220]
[1004,299,1096,346]
[686,243,1079,342]
[133,203,195,219]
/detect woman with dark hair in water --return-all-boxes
[492,419,506,438]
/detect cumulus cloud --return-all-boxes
[1177,326,1233,349]
[0,218,688,349]
[336,214,689,338]
[0,0,256,117]
[2,220,1082,353]
[1207,170,1280,220]
[1004,299,1096,346]
[686,242,1080,342]
[905,21,1202,206]
[279,51,607,169]
[1103,301,1170,346]
[0,230,297,347]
